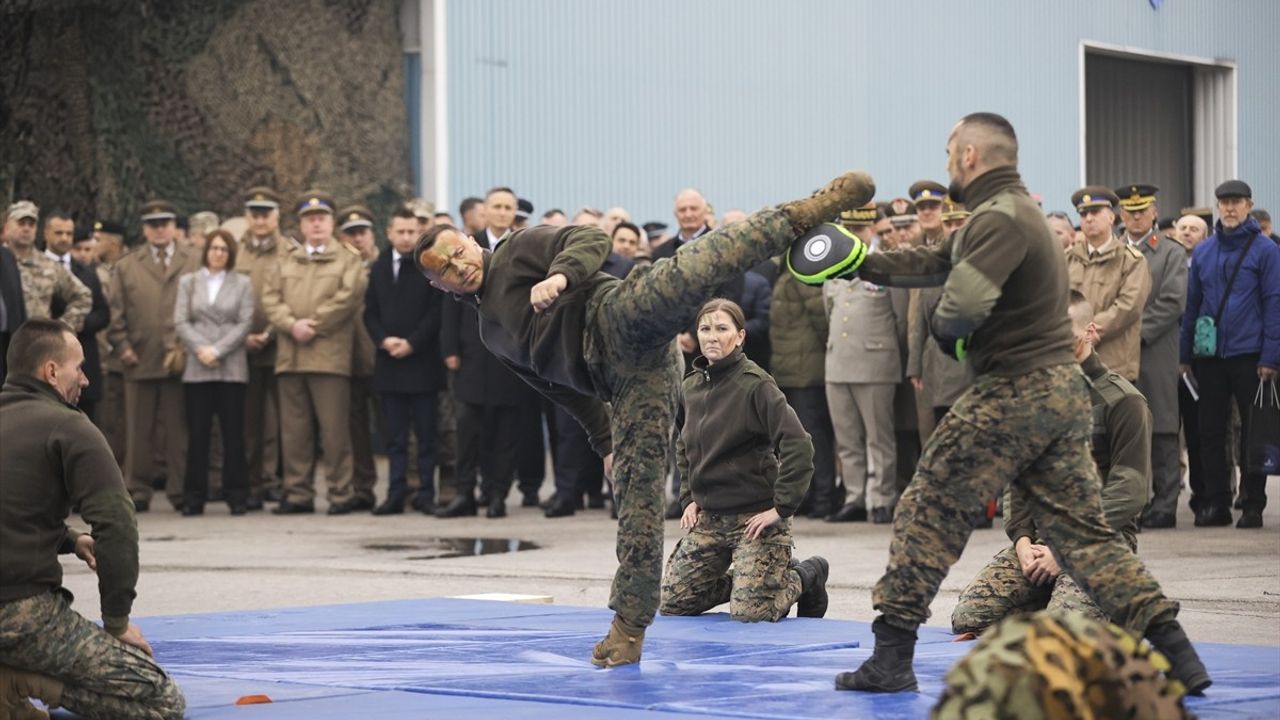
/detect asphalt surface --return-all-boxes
[61,472,1280,646]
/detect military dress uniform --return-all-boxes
[338,205,379,510]
[262,192,365,513]
[237,188,288,504]
[1065,187,1151,381]
[107,200,201,509]
[1115,185,1187,528]
[951,351,1152,634]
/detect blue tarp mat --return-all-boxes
[53,598,1280,718]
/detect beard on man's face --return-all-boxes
[947,178,966,205]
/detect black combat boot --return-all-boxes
[1145,619,1212,695]
[793,556,830,618]
[835,616,919,692]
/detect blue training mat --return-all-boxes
[55,598,1280,719]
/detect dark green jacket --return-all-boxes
[472,224,617,456]
[677,348,814,518]
[768,270,829,389]
[0,376,139,633]
[1004,351,1152,547]
[856,167,1076,377]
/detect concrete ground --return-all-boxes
[62,474,1280,646]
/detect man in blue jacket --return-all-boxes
[1180,180,1280,529]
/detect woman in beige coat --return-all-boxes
[175,230,254,515]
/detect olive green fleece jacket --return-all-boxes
[676,348,814,518]
[855,166,1076,377]
[0,376,139,634]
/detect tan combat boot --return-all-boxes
[780,171,877,234]
[0,666,61,720]
[590,616,646,668]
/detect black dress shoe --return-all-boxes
[411,496,437,514]
[1237,509,1263,529]
[244,497,264,511]
[181,504,204,517]
[476,491,491,506]
[372,496,405,516]
[521,492,541,508]
[349,496,376,512]
[826,504,867,523]
[486,498,507,518]
[1143,512,1176,529]
[545,496,577,518]
[229,503,248,516]
[272,500,315,515]
[327,501,357,516]
[807,502,833,520]
[132,498,150,513]
[1194,504,1232,527]
[871,507,893,524]
[435,496,477,518]
[263,487,284,503]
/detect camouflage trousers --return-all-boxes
[951,545,1104,635]
[584,208,803,628]
[933,610,1192,720]
[660,512,802,622]
[873,364,1179,635]
[0,592,184,720]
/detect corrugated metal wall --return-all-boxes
[441,0,1278,225]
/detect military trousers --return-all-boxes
[349,375,379,504]
[278,372,354,506]
[872,363,1179,635]
[123,378,186,507]
[244,363,280,499]
[825,381,898,510]
[583,207,802,628]
[660,512,802,622]
[0,592,184,720]
[97,370,127,466]
[950,545,1104,635]
[1144,433,1182,518]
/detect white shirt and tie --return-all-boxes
[44,249,72,271]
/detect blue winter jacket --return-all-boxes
[1180,217,1280,368]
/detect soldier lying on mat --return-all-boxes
[658,299,829,623]
[951,291,1152,636]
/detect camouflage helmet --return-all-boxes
[932,610,1192,720]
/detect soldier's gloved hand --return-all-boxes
[933,332,970,361]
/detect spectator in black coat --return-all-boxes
[48,219,109,420]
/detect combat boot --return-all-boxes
[835,617,919,692]
[793,556,830,618]
[0,665,61,719]
[590,616,646,668]
[1145,620,1212,695]
[780,171,876,234]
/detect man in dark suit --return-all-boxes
[437,210,524,519]
[47,221,110,421]
[0,243,27,380]
[366,209,447,515]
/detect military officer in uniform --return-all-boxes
[951,291,1152,635]
[108,200,200,511]
[1114,184,1187,529]
[237,187,287,508]
[263,191,365,515]
[940,198,970,234]
[338,205,380,512]
[3,201,91,333]
[1065,187,1150,381]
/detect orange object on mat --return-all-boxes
[236,695,273,705]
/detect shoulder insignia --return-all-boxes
[1126,245,1143,260]
[342,242,362,257]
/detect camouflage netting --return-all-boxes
[1,0,412,241]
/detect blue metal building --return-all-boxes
[402,0,1277,225]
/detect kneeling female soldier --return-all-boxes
[659,298,829,622]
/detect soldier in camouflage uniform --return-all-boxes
[933,610,1193,720]
[659,299,827,623]
[2,201,92,333]
[414,171,874,666]
[785,114,1207,695]
[1,319,184,720]
[951,290,1152,635]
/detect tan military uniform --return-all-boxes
[95,261,127,465]
[262,238,364,505]
[237,231,288,499]
[1066,239,1151,381]
[348,252,378,505]
[107,242,201,505]
[14,250,91,330]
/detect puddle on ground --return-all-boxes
[363,537,540,559]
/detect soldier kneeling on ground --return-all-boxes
[658,299,829,623]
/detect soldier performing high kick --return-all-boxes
[414,172,874,667]
[786,112,1209,696]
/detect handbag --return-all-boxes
[1246,379,1280,475]
[164,275,195,377]
[1192,235,1255,358]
